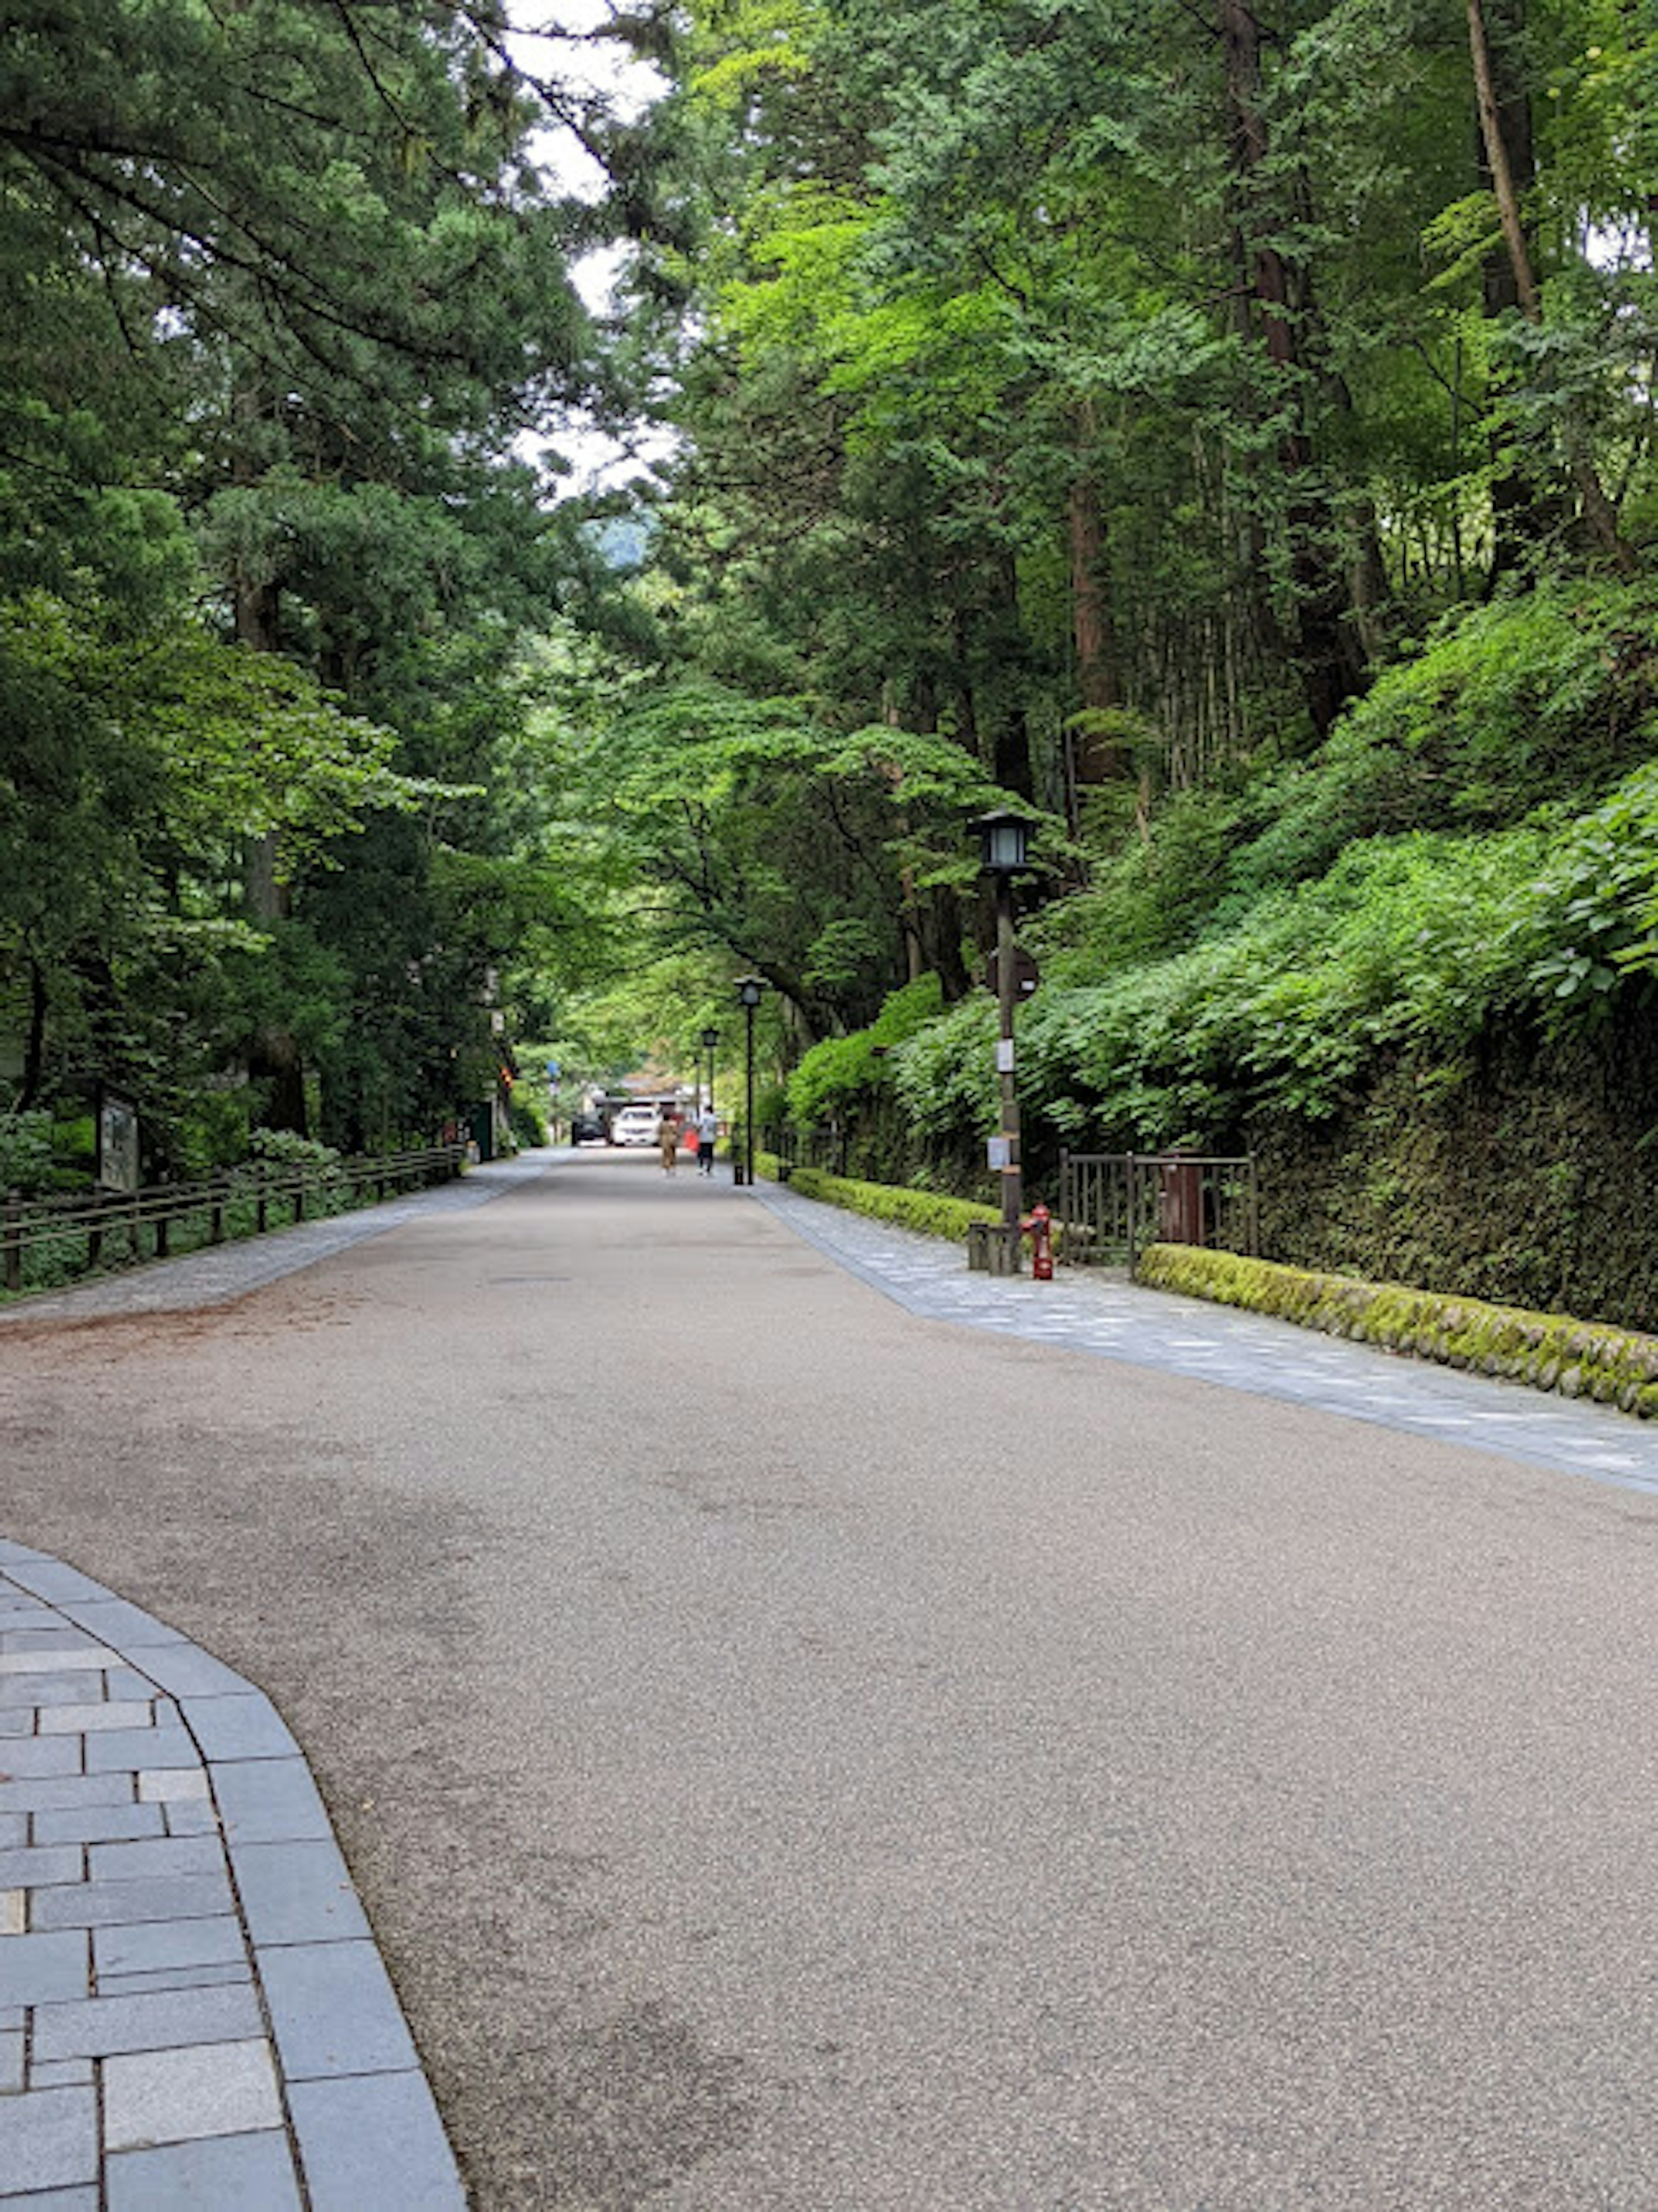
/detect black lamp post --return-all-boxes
[971,810,1033,1259]
[700,1026,719,1116]
[734,977,766,1185]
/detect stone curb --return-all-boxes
[0,1541,464,2209]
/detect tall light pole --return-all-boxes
[700,1026,719,1115]
[734,977,766,1186]
[972,810,1033,1270]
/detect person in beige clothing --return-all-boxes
[657,1113,680,1174]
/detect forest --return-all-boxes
[2,1,1656,1322]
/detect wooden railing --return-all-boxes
[1057,1151,1259,1268]
[2,1145,467,1297]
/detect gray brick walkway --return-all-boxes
[750,1181,1658,1500]
[0,1546,461,2208]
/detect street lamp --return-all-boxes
[700,1026,719,1116]
[971,810,1033,1268]
[733,976,766,1186]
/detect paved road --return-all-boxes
[5,1152,1658,2208]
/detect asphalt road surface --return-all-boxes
[5,1153,1658,2209]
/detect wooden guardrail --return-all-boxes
[1,1144,468,1297]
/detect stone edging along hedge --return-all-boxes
[1134,1244,1658,1418]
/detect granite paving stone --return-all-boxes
[0,1566,114,1608]
[0,2087,99,2194]
[0,1650,114,1677]
[96,1962,253,1998]
[101,1671,158,1704]
[54,1601,185,1649]
[159,1801,221,1838]
[82,1725,200,1775]
[29,1870,233,1929]
[94,1918,247,1979]
[32,1804,163,1847]
[105,2131,303,2211]
[0,1739,82,1779]
[128,1646,258,1700]
[0,2026,24,2093]
[37,1703,155,1735]
[0,1933,90,2009]
[231,1839,370,1945]
[27,2061,93,2091]
[0,1675,123,1710]
[0,2191,98,2210]
[137,1768,209,1803]
[0,1848,82,1890]
[0,1772,133,1816]
[87,1835,225,1883]
[259,1939,418,2079]
[210,1758,331,1844]
[102,2038,283,2153]
[32,1983,263,2061]
[178,1693,297,1761]
[289,2071,466,2212]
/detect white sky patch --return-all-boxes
[504,6,678,496]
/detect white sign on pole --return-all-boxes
[987,1136,1011,1171]
[995,1038,1015,1073]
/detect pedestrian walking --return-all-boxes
[657,1112,680,1174]
[696,1105,718,1176]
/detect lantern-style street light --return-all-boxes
[700,1026,719,1116]
[733,977,766,1186]
[971,810,1034,1266]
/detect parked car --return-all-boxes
[570,1111,608,1145]
[611,1105,660,1147]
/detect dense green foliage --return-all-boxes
[7,0,1658,1333]
[0,1,627,1174]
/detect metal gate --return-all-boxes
[1056,1152,1258,1267]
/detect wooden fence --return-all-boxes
[1057,1152,1259,1268]
[2,1145,467,1297]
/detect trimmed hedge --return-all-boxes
[1135,1244,1658,1418]
[763,1158,1001,1242]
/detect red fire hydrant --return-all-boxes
[1025,1201,1054,1281]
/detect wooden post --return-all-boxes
[3,1190,20,1295]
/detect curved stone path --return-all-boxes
[0,1547,462,2207]
[0,1160,556,2207]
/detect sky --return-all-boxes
[504,4,678,496]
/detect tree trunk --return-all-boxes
[1219,0,1368,739]
[231,402,308,1135]
[1468,0,1636,578]
[1068,433,1127,796]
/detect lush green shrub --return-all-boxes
[509,1093,549,1147]
[787,975,945,1127]
[769,1160,1000,1242]
[0,1111,54,1196]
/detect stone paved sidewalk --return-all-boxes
[751,1180,1658,1500]
[0,1546,462,2209]
[0,1150,555,1329]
